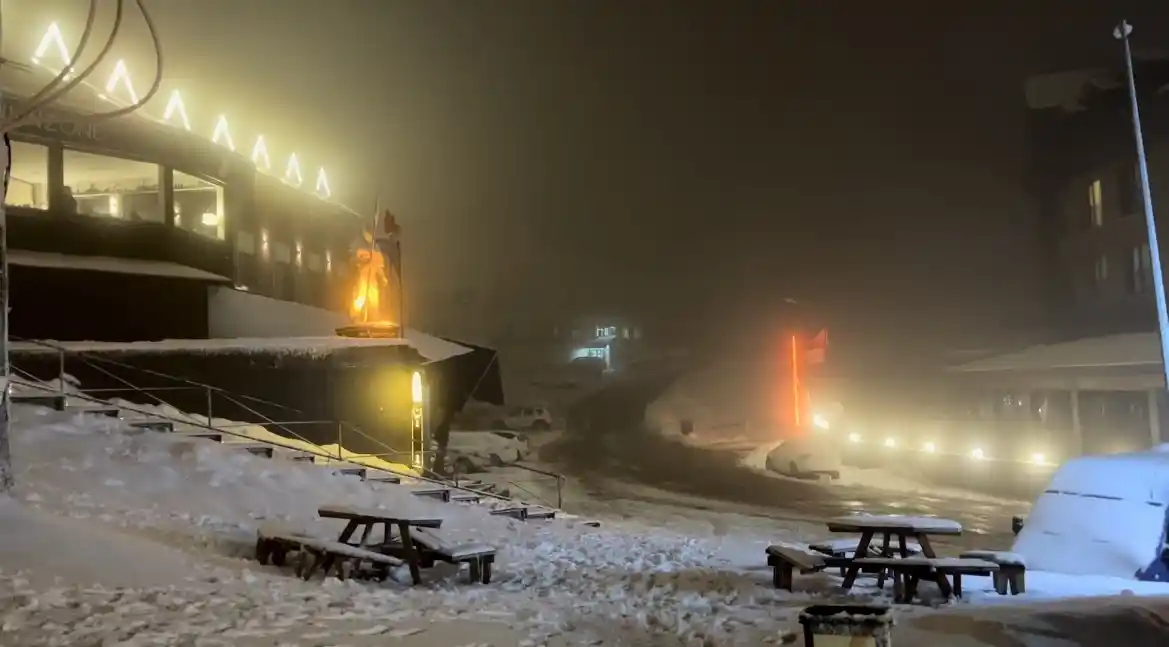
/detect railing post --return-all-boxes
[557,475,564,509]
[57,349,65,396]
[204,386,213,421]
[336,422,343,461]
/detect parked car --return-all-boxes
[498,405,553,430]
[446,430,532,474]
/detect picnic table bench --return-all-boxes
[256,523,404,581]
[853,556,998,601]
[826,514,962,592]
[410,527,497,583]
[318,503,443,584]
[959,550,1026,594]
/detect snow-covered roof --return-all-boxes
[951,332,1159,372]
[10,329,473,363]
[9,249,232,283]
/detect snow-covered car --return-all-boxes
[499,406,553,430]
[446,430,531,473]
[765,436,842,480]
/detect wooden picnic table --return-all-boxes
[318,503,443,584]
[826,514,963,597]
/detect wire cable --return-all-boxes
[1,0,163,133]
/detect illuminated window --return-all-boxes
[174,171,225,240]
[63,149,162,222]
[586,347,606,358]
[1088,179,1103,228]
[6,141,49,210]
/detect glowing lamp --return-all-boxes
[211,115,235,151]
[162,90,192,130]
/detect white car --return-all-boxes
[446,430,531,474]
[501,406,553,430]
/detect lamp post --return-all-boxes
[1115,20,1169,392]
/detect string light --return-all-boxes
[100,60,139,104]
[251,136,271,171]
[315,168,331,198]
[28,22,336,204]
[284,153,303,186]
[161,90,191,130]
[210,114,235,151]
[31,22,72,75]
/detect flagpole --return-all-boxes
[1116,20,1169,392]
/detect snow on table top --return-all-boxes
[810,536,923,553]
[959,550,1027,566]
[826,514,963,534]
[853,557,998,569]
[317,503,444,526]
[10,329,472,363]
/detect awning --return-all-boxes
[951,332,1160,372]
[9,249,232,283]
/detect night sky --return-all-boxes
[12,1,1169,354]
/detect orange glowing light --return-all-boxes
[791,334,801,428]
[348,237,389,324]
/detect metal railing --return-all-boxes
[8,338,572,509]
[449,460,566,509]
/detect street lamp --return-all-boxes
[1115,20,1169,392]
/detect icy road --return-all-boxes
[551,375,1029,547]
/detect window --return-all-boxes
[271,241,292,264]
[1119,163,1140,217]
[1128,243,1153,294]
[1088,179,1103,227]
[63,149,162,222]
[174,171,225,239]
[6,141,49,210]
[584,347,606,359]
[1094,254,1109,290]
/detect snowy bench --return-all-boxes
[410,527,496,584]
[256,524,404,581]
[852,557,998,601]
[76,406,120,418]
[766,544,829,591]
[959,550,1026,594]
[329,465,368,479]
[365,470,402,484]
[810,536,923,574]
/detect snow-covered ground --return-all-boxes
[4,405,1169,646]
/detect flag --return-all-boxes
[806,329,828,365]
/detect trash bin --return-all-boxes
[798,604,894,647]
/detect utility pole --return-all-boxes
[1116,20,1169,393]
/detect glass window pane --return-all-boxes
[6,141,50,210]
[62,149,162,222]
[174,170,225,240]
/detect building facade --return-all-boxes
[3,68,365,340]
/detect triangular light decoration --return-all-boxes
[284,154,303,186]
[32,22,72,75]
[251,136,271,171]
[211,115,235,151]
[101,60,139,104]
[162,90,191,130]
[315,168,331,198]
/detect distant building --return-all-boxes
[1023,57,1169,340]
